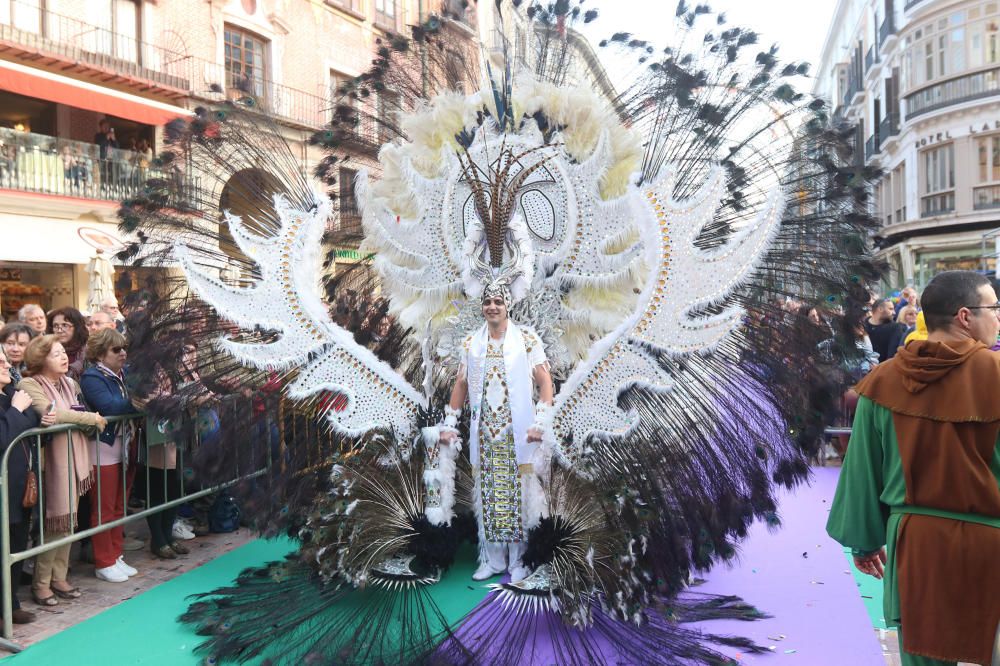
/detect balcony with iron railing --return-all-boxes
[878,15,896,49]
[904,0,928,11]
[864,133,881,161]
[974,184,1000,211]
[842,74,863,109]
[905,67,1000,119]
[335,201,363,238]
[0,2,337,131]
[920,191,955,218]
[0,126,198,206]
[878,112,900,145]
[0,0,189,94]
[864,45,878,74]
[441,0,474,28]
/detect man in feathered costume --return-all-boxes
[116,2,882,663]
[440,275,553,582]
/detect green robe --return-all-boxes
[826,395,1000,633]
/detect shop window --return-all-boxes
[225,25,269,100]
[920,144,954,217]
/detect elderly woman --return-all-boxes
[19,335,106,606]
[17,304,46,337]
[896,305,918,333]
[0,348,55,624]
[79,329,139,582]
[47,308,89,381]
[0,324,32,384]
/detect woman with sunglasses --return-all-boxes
[79,329,138,583]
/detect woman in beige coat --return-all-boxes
[19,335,106,606]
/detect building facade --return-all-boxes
[815,0,1000,289]
[0,0,476,315]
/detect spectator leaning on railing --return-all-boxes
[0,324,32,385]
[133,366,190,560]
[47,307,89,382]
[80,329,140,583]
[16,305,46,338]
[0,348,55,625]
[19,335,106,607]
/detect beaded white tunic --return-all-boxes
[462,328,547,542]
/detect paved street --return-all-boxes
[3,521,253,657]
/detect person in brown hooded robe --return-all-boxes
[827,270,1000,666]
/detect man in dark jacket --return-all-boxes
[864,298,907,362]
[0,351,54,624]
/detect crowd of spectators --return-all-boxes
[0,299,206,625]
[768,285,932,463]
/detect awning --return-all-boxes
[0,59,190,126]
[0,213,133,265]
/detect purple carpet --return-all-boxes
[686,465,884,664]
[446,466,884,664]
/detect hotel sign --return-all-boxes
[916,121,1000,149]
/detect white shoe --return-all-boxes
[509,566,530,584]
[95,564,128,583]
[116,557,137,577]
[172,522,195,541]
[472,563,505,581]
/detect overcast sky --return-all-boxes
[579,0,840,86]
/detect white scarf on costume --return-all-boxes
[466,322,536,466]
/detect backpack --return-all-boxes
[208,494,240,533]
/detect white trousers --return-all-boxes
[481,540,526,572]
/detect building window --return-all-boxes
[339,167,361,235]
[326,0,362,13]
[225,25,268,99]
[905,7,1000,90]
[892,162,906,223]
[375,0,396,29]
[113,0,140,63]
[377,89,400,141]
[0,0,42,34]
[978,135,1000,182]
[920,144,954,217]
[975,135,1000,210]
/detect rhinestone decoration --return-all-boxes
[174,192,425,442]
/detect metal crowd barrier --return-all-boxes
[0,407,274,652]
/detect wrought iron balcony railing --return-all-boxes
[0,0,189,91]
[0,127,197,206]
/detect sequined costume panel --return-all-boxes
[479,339,522,543]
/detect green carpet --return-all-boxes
[11,540,495,665]
[841,546,888,630]
[11,538,298,665]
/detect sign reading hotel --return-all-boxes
[915,121,1000,149]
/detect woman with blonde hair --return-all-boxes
[895,304,918,332]
[19,335,106,606]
